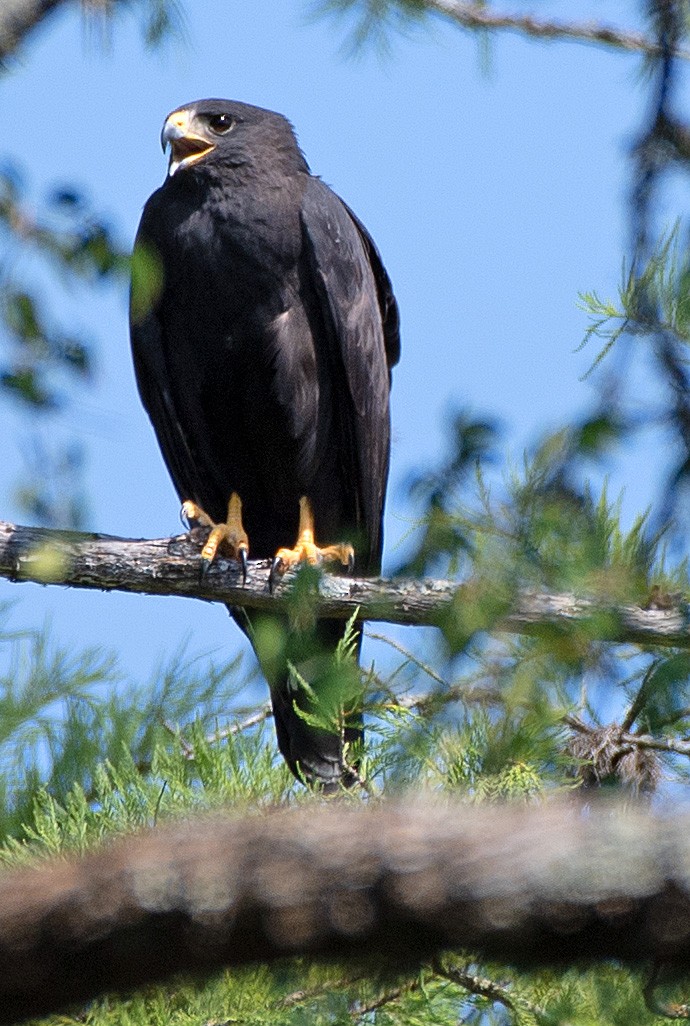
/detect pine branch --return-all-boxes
[2,518,690,646]
[424,0,690,59]
[5,801,690,1023]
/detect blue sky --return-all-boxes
[1,1,682,699]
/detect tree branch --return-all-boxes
[0,0,65,62]
[1,518,690,647]
[4,0,685,65]
[565,714,690,759]
[425,0,690,60]
[349,979,421,1020]
[4,800,690,1023]
[0,0,148,63]
[435,959,547,1021]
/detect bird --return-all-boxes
[129,99,400,791]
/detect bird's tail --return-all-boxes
[230,608,364,792]
[271,679,362,792]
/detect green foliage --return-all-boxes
[133,0,187,46]
[0,604,261,839]
[130,241,165,324]
[378,409,690,810]
[578,228,690,375]
[0,169,128,412]
[403,411,677,619]
[290,609,364,736]
[4,575,688,1024]
[0,729,292,869]
[0,167,129,528]
[577,228,690,528]
[5,3,690,1025]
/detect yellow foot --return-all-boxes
[269,496,354,592]
[182,492,249,581]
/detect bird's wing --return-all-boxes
[300,176,400,570]
[337,198,401,377]
[129,229,214,511]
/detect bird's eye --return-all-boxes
[207,113,235,135]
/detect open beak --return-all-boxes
[161,110,215,176]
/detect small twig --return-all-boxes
[278,973,366,1008]
[350,979,420,1020]
[379,682,504,715]
[366,631,450,689]
[621,732,690,758]
[435,958,547,1021]
[210,706,274,742]
[163,720,195,758]
[161,707,275,763]
[621,661,657,732]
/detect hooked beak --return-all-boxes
[161,109,215,176]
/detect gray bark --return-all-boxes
[1,519,689,646]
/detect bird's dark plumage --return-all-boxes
[130,99,399,790]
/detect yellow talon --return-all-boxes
[183,492,249,578]
[270,497,354,590]
[182,500,214,528]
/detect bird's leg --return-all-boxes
[269,496,354,590]
[182,492,249,581]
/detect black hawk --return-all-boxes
[130,99,400,791]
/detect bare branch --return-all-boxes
[4,801,690,1022]
[1,518,690,647]
[425,0,690,59]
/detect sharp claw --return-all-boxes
[180,505,190,530]
[239,547,248,585]
[269,556,284,594]
[200,556,212,579]
[347,551,355,575]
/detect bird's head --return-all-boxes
[160,99,307,178]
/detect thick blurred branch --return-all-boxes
[3,801,690,1023]
[1,519,689,644]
